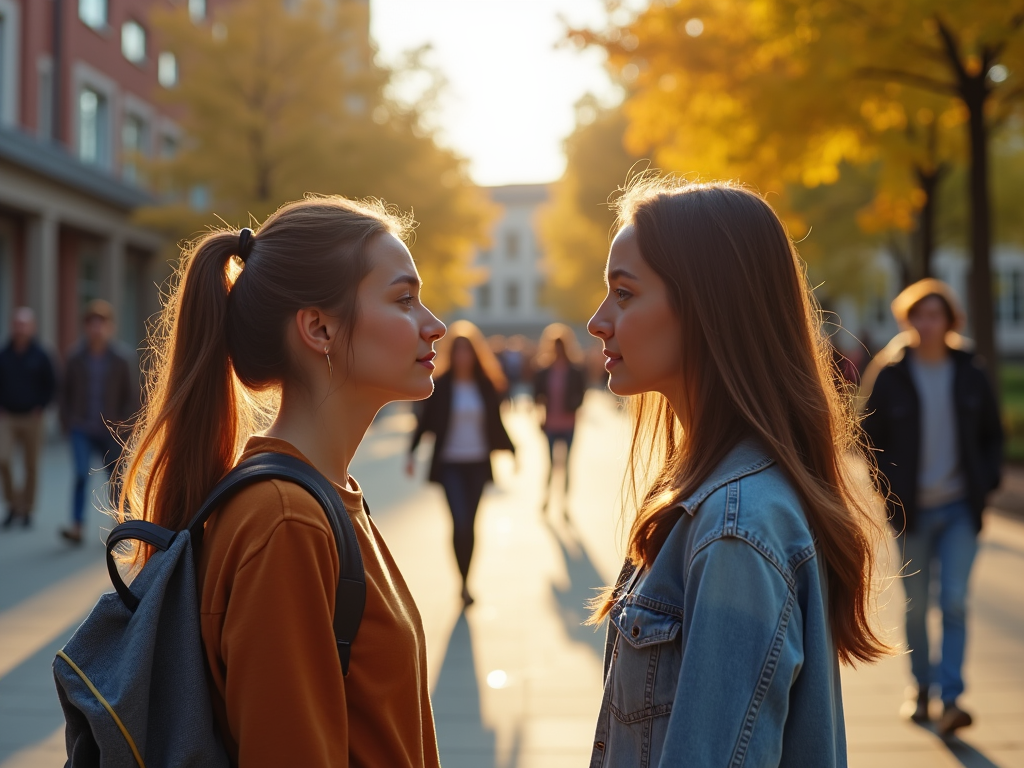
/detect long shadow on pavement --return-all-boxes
[911,723,1003,768]
[432,613,499,768]
[546,519,608,659]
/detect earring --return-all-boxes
[324,347,333,378]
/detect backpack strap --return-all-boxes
[106,452,366,676]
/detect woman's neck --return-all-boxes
[265,385,379,490]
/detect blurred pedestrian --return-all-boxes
[586,179,886,766]
[532,323,586,517]
[0,307,56,528]
[862,278,1003,735]
[58,300,137,544]
[407,320,514,607]
[113,202,447,764]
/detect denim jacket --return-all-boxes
[590,441,847,768]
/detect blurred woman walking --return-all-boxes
[117,196,446,767]
[407,321,514,607]
[532,323,587,518]
[585,177,888,767]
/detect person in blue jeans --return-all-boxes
[58,300,138,544]
[863,278,1003,736]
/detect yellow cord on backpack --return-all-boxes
[56,650,147,768]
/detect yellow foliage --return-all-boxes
[136,0,494,312]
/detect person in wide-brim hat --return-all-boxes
[890,277,966,334]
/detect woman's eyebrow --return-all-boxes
[608,268,639,282]
[390,274,421,288]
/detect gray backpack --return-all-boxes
[53,453,366,767]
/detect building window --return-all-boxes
[79,0,107,29]
[121,21,146,63]
[477,283,492,311]
[504,231,520,260]
[505,281,520,310]
[78,87,109,166]
[158,52,178,88]
[121,113,147,184]
[1009,270,1024,324]
[188,0,207,22]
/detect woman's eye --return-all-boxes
[399,296,415,307]
[614,289,632,302]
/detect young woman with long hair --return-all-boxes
[585,178,888,766]
[532,323,587,518]
[118,196,446,767]
[406,320,514,607]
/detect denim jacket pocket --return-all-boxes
[608,600,683,725]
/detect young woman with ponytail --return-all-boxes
[585,178,888,767]
[118,197,446,767]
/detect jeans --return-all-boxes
[439,461,490,582]
[70,428,120,525]
[900,498,978,702]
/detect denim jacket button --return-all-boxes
[595,741,605,751]
[631,625,640,638]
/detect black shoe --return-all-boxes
[1,511,14,529]
[21,514,31,528]
[937,701,973,736]
[910,686,930,723]
[60,527,83,545]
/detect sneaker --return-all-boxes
[1,511,14,529]
[937,701,973,736]
[910,686,930,723]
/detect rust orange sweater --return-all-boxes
[197,437,440,767]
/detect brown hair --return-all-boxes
[118,195,411,536]
[432,319,508,392]
[597,177,888,665]
[535,322,584,368]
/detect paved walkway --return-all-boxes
[0,392,1022,766]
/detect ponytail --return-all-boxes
[118,195,411,539]
[119,232,245,533]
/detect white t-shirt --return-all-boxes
[441,381,489,463]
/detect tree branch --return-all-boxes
[933,16,968,84]
[856,66,958,96]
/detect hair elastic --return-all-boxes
[238,228,255,262]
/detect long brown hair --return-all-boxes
[118,195,410,536]
[598,177,888,665]
[432,319,508,392]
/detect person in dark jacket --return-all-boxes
[58,300,139,544]
[407,320,514,607]
[0,307,56,528]
[862,278,1003,736]
[532,323,586,518]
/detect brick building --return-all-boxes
[0,0,228,356]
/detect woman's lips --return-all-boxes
[417,352,436,370]
[604,351,622,370]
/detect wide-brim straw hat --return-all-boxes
[890,278,966,332]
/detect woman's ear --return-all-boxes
[293,308,344,355]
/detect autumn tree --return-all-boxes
[538,99,642,322]
[580,0,1024,368]
[138,0,493,311]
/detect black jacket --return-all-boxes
[863,347,1003,533]
[409,372,515,484]
[532,363,586,421]
[0,340,56,413]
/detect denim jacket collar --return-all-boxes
[677,439,775,517]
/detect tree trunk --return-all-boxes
[914,165,942,280]
[964,77,997,382]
